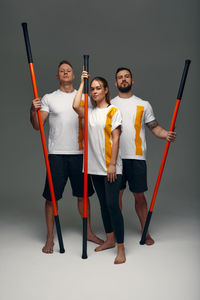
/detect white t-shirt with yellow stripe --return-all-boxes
[88,104,122,175]
[111,95,155,160]
[41,89,84,154]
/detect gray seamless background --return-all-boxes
[0,1,199,300]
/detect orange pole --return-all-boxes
[140,60,191,245]
[82,55,89,259]
[29,63,58,216]
[83,93,88,218]
[149,100,180,212]
[22,23,64,253]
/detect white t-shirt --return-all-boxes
[87,104,122,175]
[41,89,84,154]
[111,95,155,160]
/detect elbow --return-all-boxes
[72,103,77,110]
[72,104,80,115]
[113,135,120,144]
[72,102,78,111]
[72,101,84,118]
[32,124,40,131]
[30,119,40,131]
[72,106,78,114]
[112,139,120,150]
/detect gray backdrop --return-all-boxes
[1,0,198,219]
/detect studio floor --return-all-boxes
[1,193,199,300]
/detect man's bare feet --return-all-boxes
[114,244,126,264]
[145,233,154,246]
[42,238,54,254]
[95,240,115,252]
[87,233,104,245]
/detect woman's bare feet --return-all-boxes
[114,243,126,264]
[42,237,54,254]
[95,241,115,252]
[87,232,104,245]
[95,232,115,251]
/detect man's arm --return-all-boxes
[146,120,176,142]
[30,97,49,130]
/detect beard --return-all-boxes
[117,83,132,93]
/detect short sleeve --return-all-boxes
[111,108,122,132]
[144,101,155,124]
[40,94,50,112]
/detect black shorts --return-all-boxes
[43,154,94,201]
[121,159,148,193]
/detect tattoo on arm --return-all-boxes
[146,119,158,130]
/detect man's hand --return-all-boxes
[30,98,48,130]
[166,131,176,142]
[31,97,41,112]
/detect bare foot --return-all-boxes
[42,238,54,254]
[87,233,104,245]
[95,240,115,252]
[145,233,154,246]
[114,244,126,264]
[114,253,126,264]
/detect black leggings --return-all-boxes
[91,175,124,244]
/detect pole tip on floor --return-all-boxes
[139,239,145,245]
[60,248,65,253]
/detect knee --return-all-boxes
[78,197,83,202]
[46,200,53,207]
[45,200,56,211]
[134,193,146,206]
[107,201,119,214]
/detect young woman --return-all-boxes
[73,71,126,264]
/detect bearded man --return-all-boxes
[111,67,176,245]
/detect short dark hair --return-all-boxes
[58,60,73,69]
[115,67,133,80]
[90,77,110,107]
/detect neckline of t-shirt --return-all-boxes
[96,104,112,110]
[117,95,134,100]
[58,89,77,95]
